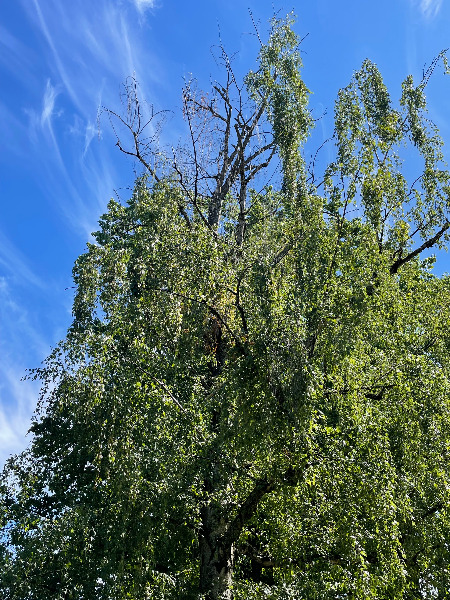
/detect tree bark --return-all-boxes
[198,477,276,598]
[199,504,234,600]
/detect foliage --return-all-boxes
[2,14,450,600]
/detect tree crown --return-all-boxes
[2,14,450,600]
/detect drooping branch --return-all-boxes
[390,221,450,274]
[224,477,275,548]
[235,275,249,336]
[223,465,301,549]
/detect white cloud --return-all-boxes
[31,0,83,112]
[1,0,166,469]
[0,367,38,468]
[24,79,63,164]
[41,79,58,127]
[0,278,52,469]
[18,0,164,237]
[133,0,155,12]
[84,121,97,156]
[418,0,443,18]
[0,25,38,89]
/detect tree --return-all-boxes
[2,14,450,599]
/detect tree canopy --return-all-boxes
[3,14,450,599]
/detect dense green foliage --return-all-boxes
[2,15,450,599]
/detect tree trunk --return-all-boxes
[198,476,277,598]
[199,504,234,600]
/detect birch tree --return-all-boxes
[2,14,450,600]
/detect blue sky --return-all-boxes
[1,0,450,467]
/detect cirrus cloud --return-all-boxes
[417,0,443,19]
[41,79,59,128]
[133,0,156,13]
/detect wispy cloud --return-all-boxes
[0,230,46,290]
[133,0,156,13]
[0,366,38,468]
[417,0,443,19]
[31,0,83,112]
[18,0,163,236]
[40,79,58,128]
[84,121,97,156]
[25,79,64,170]
[27,0,161,119]
[2,0,165,469]
[0,25,38,89]
[0,278,54,469]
